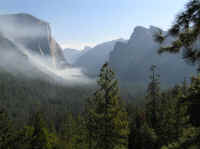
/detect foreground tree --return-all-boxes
[152,1,200,148]
[159,86,199,149]
[145,65,161,129]
[154,0,200,71]
[184,76,200,127]
[84,62,129,149]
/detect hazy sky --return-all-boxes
[0,0,187,50]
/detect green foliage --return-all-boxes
[128,65,200,149]
[154,0,200,70]
[129,109,157,149]
[184,75,200,126]
[84,63,129,149]
[0,61,199,149]
[1,1,200,149]
[29,112,58,149]
[59,112,87,149]
[0,109,15,149]
[146,65,161,129]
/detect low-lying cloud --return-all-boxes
[0,14,94,86]
[0,36,94,86]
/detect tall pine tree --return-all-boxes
[146,65,161,129]
[84,62,129,149]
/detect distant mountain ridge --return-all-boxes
[63,46,92,64]
[64,48,81,64]
[74,39,126,76]
[109,26,196,86]
[62,25,196,86]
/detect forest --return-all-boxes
[1,0,200,149]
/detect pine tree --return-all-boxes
[84,96,98,149]
[60,112,77,149]
[184,75,200,126]
[84,62,129,149]
[159,85,199,149]
[0,108,15,149]
[146,65,161,129]
[29,111,58,149]
[152,1,200,146]
[128,109,157,149]
[74,114,88,149]
[13,125,35,149]
[154,0,200,71]
[182,77,188,95]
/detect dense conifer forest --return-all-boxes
[1,0,200,149]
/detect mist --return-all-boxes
[0,35,94,86]
[26,52,95,85]
[0,13,95,86]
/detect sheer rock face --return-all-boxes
[0,32,27,63]
[0,13,68,68]
[109,26,196,86]
[0,32,44,76]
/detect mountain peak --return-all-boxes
[129,26,150,43]
[134,26,148,32]
[149,25,161,33]
[128,25,163,45]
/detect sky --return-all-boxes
[0,0,187,50]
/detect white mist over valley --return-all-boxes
[0,13,94,86]
[0,13,196,89]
